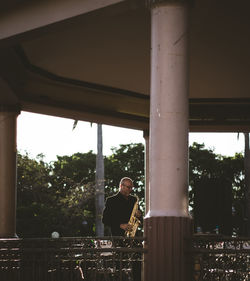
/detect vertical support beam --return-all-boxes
[143,130,150,214]
[95,124,104,236]
[148,0,190,218]
[0,105,20,238]
[144,1,193,280]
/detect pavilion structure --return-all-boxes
[1,0,250,280]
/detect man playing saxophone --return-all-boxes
[102,177,142,236]
[102,177,142,281]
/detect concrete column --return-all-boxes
[144,1,193,280]
[148,0,190,218]
[0,105,20,237]
[143,130,150,214]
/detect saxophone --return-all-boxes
[125,196,141,237]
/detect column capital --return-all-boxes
[0,104,21,114]
[146,0,193,8]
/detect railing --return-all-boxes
[0,236,145,281]
[2,235,250,281]
[190,235,250,281]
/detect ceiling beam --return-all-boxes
[2,46,250,132]
[21,101,149,131]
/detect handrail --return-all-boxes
[0,236,145,281]
[189,235,250,281]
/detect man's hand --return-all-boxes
[120,224,128,230]
[120,223,133,231]
[135,210,142,218]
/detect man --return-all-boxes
[102,177,141,236]
[102,177,142,281]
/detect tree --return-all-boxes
[189,142,245,235]
[17,153,56,237]
[17,151,98,237]
[104,143,145,208]
[17,142,246,238]
[50,152,97,236]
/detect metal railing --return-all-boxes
[2,235,250,281]
[0,236,145,281]
[190,235,250,281]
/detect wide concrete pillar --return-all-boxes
[0,105,20,237]
[144,1,193,280]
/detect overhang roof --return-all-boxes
[1,0,250,132]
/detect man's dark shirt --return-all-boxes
[102,192,137,236]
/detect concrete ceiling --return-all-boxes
[1,0,250,131]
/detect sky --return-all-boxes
[17,111,245,163]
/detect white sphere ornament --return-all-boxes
[51,231,60,238]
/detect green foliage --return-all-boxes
[17,153,55,237]
[189,143,244,200]
[189,142,245,235]
[104,143,145,207]
[16,142,246,238]
[17,153,52,205]
[17,152,96,237]
[52,152,96,187]
[50,152,97,236]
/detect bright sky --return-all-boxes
[17,112,245,163]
